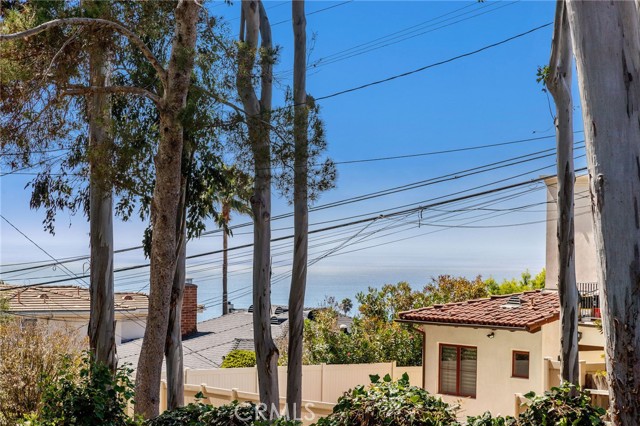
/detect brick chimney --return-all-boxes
[181,279,198,337]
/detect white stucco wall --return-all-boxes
[422,323,562,418]
[545,175,597,289]
[117,316,146,343]
[29,313,146,345]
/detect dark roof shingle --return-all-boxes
[398,290,559,332]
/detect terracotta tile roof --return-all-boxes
[0,285,148,313]
[398,290,559,332]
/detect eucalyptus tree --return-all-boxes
[286,0,309,419]
[236,0,280,414]
[566,0,640,422]
[0,0,120,371]
[545,0,578,388]
[1,0,203,417]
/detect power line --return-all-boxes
[314,22,553,102]
[1,141,585,274]
[1,134,565,271]
[1,168,586,291]
[270,1,353,26]
[276,0,514,78]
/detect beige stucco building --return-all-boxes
[399,175,606,418]
[545,175,598,290]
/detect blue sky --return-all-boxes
[0,1,585,318]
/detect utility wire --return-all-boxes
[1,135,573,272]
[0,168,586,291]
[314,22,553,102]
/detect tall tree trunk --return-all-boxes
[86,2,117,372]
[566,1,640,423]
[222,202,230,315]
[165,158,188,410]
[237,0,279,417]
[135,0,199,418]
[286,0,308,420]
[546,0,579,388]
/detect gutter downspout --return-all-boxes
[406,323,426,389]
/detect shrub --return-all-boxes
[465,384,605,426]
[146,402,213,426]
[25,354,139,426]
[0,318,84,425]
[314,373,459,426]
[201,400,300,426]
[517,384,606,425]
[221,350,257,368]
[146,400,299,426]
[465,412,516,426]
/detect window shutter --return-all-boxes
[459,347,477,397]
[439,345,458,395]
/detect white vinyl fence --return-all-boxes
[159,362,422,424]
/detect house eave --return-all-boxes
[395,318,531,332]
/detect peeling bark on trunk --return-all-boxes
[566,1,640,422]
[286,0,308,420]
[546,0,579,388]
[237,0,280,417]
[135,0,199,418]
[222,202,230,315]
[165,165,188,410]
[87,21,117,372]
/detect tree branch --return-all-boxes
[62,85,161,105]
[0,17,167,88]
[193,85,291,148]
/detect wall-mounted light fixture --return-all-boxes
[487,332,495,339]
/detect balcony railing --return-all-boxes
[578,282,601,321]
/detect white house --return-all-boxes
[0,284,149,344]
[398,175,606,418]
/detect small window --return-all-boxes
[439,344,477,397]
[512,351,530,378]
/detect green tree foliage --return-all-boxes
[0,1,233,239]
[220,350,257,369]
[300,284,425,367]
[424,275,489,304]
[314,374,458,426]
[300,270,545,367]
[485,269,545,296]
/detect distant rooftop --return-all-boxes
[118,305,353,370]
[0,284,148,313]
[398,290,560,332]
[118,307,290,369]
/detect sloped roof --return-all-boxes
[118,306,354,370]
[0,285,148,313]
[398,290,560,332]
[118,309,290,369]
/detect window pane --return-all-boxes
[460,348,477,396]
[440,346,458,395]
[514,352,529,378]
